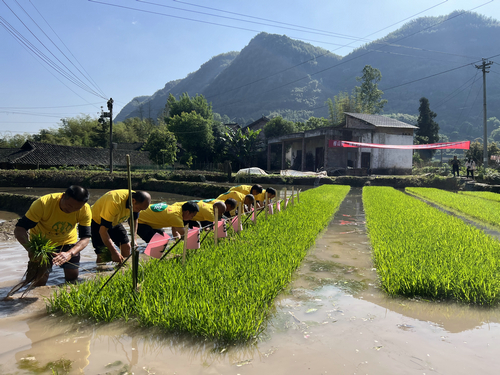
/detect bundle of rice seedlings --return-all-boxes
[4,234,58,299]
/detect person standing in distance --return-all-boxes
[14,185,92,285]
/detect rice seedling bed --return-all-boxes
[48,185,350,342]
[459,191,500,203]
[406,187,500,228]
[363,186,500,305]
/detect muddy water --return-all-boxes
[1,187,500,374]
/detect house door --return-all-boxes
[315,147,324,171]
[361,152,371,169]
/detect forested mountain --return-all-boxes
[116,11,500,140]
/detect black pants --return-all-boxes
[137,223,164,243]
[452,165,459,176]
[467,169,474,178]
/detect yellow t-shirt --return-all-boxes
[138,203,184,230]
[193,201,215,222]
[229,185,252,195]
[25,193,92,246]
[216,191,246,203]
[91,189,132,227]
[228,185,267,202]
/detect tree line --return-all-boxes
[2,64,475,168]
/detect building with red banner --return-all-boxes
[267,112,418,175]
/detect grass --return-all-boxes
[406,187,500,228]
[363,186,500,305]
[47,185,350,342]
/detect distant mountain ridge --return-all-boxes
[116,11,500,140]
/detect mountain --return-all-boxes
[115,11,500,140]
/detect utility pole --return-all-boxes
[475,59,493,167]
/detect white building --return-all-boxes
[266,113,418,175]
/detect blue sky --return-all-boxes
[1,0,499,136]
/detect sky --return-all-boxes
[1,0,500,137]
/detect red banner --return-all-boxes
[328,140,470,150]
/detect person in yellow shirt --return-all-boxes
[173,200,226,228]
[229,184,276,206]
[14,185,92,285]
[91,189,151,263]
[137,201,199,243]
[216,191,255,213]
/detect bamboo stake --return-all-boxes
[214,207,219,246]
[182,224,188,265]
[265,191,268,219]
[126,155,138,292]
[237,202,242,232]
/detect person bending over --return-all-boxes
[137,201,199,243]
[91,189,151,263]
[14,185,92,285]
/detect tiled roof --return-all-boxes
[0,141,153,167]
[345,113,418,129]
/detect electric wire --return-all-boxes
[433,72,479,108]
[27,0,107,99]
[210,3,495,112]
[13,0,107,98]
[2,1,107,99]
[0,14,105,99]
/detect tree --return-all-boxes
[222,128,263,169]
[263,116,296,138]
[415,97,439,161]
[165,93,213,121]
[143,128,177,166]
[355,65,387,114]
[168,111,214,162]
[327,91,361,126]
[466,141,500,167]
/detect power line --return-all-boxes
[0,103,102,110]
[1,1,107,99]
[27,0,107,98]
[210,3,494,112]
[138,0,372,42]
[433,72,479,108]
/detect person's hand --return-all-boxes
[52,251,72,266]
[111,251,124,264]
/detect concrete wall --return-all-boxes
[372,131,413,170]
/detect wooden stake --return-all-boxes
[214,207,219,246]
[237,202,242,232]
[284,187,287,210]
[182,224,188,265]
[126,155,138,292]
[265,191,268,219]
[292,186,295,206]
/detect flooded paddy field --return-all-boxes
[1,188,500,374]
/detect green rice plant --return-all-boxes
[459,191,500,203]
[406,187,500,228]
[47,185,350,342]
[363,186,500,305]
[28,234,58,267]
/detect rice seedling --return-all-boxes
[5,234,58,299]
[27,234,58,267]
[363,186,500,305]
[459,190,500,202]
[406,187,500,228]
[47,185,350,342]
